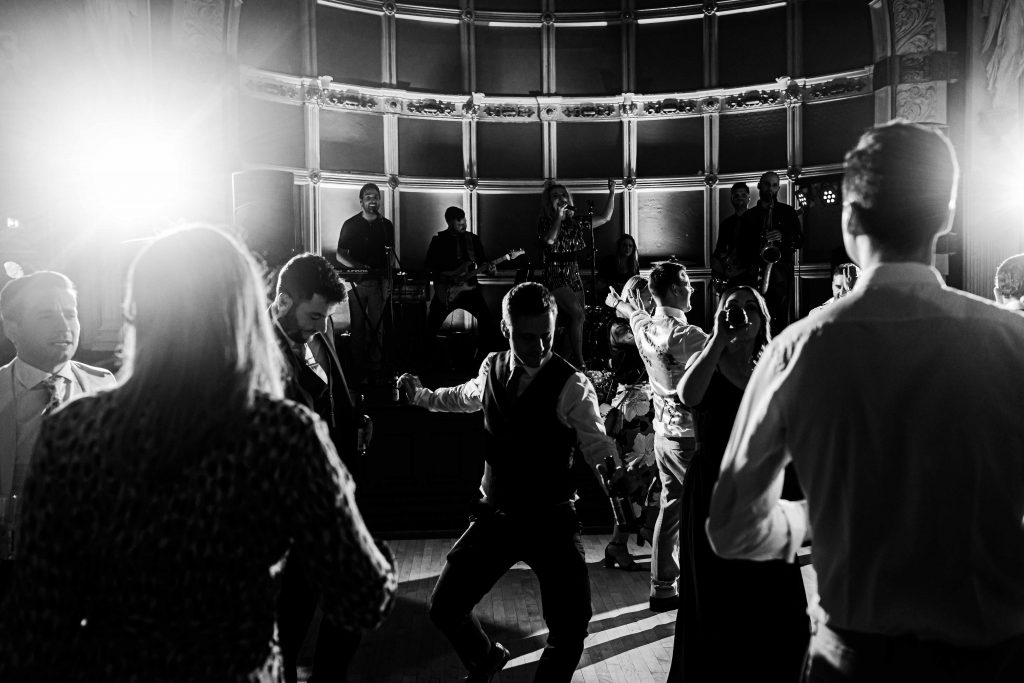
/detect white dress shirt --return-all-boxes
[707,262,1024,646]
[629,306,708,438]
[409,351,618,502]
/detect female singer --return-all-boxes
[537,178,617,368]
[668,286,808,680]
[0,226,396,682]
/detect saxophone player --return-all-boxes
[736,171,804,334]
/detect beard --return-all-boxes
[278,309,307,345]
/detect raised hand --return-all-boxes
[396,373,423,404]
[604,286,621,309]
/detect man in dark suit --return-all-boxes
[734,172,804,334]
[271,253,368,683]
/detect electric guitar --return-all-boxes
[438,248,525,306]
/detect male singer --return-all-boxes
[735,172,803,333]
[398,282,616,682]
[336,183,396,385]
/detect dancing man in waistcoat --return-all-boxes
[397,282,617,683]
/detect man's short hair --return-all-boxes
[731,182,748,193]
[0,271,76,324]
[995,253,1024,300]
[276,253,347,304]
[648,261,687,301]
[502,282,556,326]
[359,183,380,200]
[444,206,465,224]
[758,171,779,185]
[842,120,959,252]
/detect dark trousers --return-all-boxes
[277,556,363,683]
[803,621,1024,683]
[426,287,501,357]
[428,504,592,682]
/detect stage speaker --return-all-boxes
[232,170,300,268]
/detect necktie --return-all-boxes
[40,375,67,415]
[303,343,329,384]
[506,364,526,398]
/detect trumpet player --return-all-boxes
[737,171,804,334]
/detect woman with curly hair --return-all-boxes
[537,178,617,368]
[669,285,808,681]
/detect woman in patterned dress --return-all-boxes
[0,226,396,682]
[537,178,617,368]
[600,276,659,570]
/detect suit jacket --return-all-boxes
[274,322,359,465]
[0,358,117,498]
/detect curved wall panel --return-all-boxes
[239,0,881,328]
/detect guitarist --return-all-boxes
[424,207,502,363]
[710,182,751,294]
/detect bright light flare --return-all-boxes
[62,113,188,224]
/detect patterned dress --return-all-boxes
[0,391,396,682]
[538,214,588,293]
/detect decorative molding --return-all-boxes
[539,104,559,120]
[703,173,718,187]
[309,170,322,185]
[701,97,721,114]
[388,174,399,188]
[786,166,801,181]
[481,103,537,119]
[895,82,939,122]
[723,89,783,110]
[892,0,937,55]
[703,0,718,16]
[561,102,617,118]
[643,97,700,116]
[407,98,459,117]
[243,77,303,102]
[382,1,396,17]
[176,0,229,56]
[464,178,478,191]
[323,88,378,110]
[808,76,869,100]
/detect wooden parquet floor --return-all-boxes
[338,534,816,682]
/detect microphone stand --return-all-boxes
[585,200,597,305]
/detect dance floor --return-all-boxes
[331,534,816,682]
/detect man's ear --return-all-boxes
[1,319,17,347]
[500,319,511,340]
[274,292,293,317]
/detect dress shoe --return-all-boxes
[649,595,680,613]
[603,542,643,571]
[466,642,510,682]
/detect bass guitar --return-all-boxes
[438,248,525,306]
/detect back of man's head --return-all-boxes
[0,271,76,324]
[444,206,465,225]
[995,253,1024,304]
[842,120,959,252]
[502,282,556,327]
[276,253,346,305]
[648,261,686,302]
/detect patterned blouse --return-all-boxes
[0,391,396,682]
[538,214,588,293]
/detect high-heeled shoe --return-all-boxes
[603,541,643,571]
